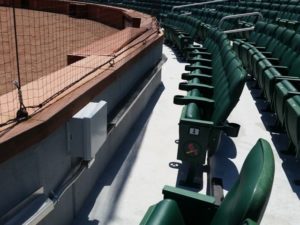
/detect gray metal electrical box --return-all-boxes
[68,101,107,160]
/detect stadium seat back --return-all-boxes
[271,3,280,10]
[228,63,246,98]
[288,55,300,76]
[279,29,296,45]
[212,86,230,124]
[273,80,298,125]
[273,29,296,59]
[291,33,300,51]
[280,47,298,68]
[185,103,201,120]
[255,24,277,47]
[211,139,275,225]
[279,33,300,67]
[265,26,286,52]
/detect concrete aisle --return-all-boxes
[211,79,300,225]
[72,45,188,225]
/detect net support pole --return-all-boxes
[12,0,28,121]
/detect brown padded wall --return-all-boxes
[86,4,125,29]
[0,0,143,30]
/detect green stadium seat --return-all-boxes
[140,139,275,225]
[260,33,300,103]
[250,28,295,85]
[234,22,300,109]
[273,79,300,125]
[233,22,277,71]
[285,95,300,158]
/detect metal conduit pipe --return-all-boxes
[223,27,256,34]
[218,12,264,34]
[49,160,90,203]
[180,12,192,16]
[171,0,228,12]
[4,160,91,225]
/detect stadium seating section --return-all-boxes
[233,20,300,157]
[92,0,300,161]
[89,0,300,223]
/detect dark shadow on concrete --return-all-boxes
[245,80,278,131]
[218,133,237,159]
[281,154,300,198]
[209,134,239,192]
[72,84,165,225]
[246,79,300,199]
[271,132,300,199]
[164,42,187,63]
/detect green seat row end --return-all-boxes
[174,29,246,165]
[140,139,275,225]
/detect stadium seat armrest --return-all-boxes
[260,51,273,57]
[189,52,212,58]
[179,118,216,129]
[179,35,192,42]
[177,31,189,36]
[197,52,211,56]
[163,185,216,205]
[256,46,266,51]
[286,91,300,98]
[273,65,289,75]
[179,82,214,97]
[184,45,207,52]
[274,76,300,82]
[266,57,280,65]
[163,185,218,224]
[188,58,212,66]
[184,46,207,52]
[174,95,214,117]
[199,66,213,74]
[185,65,212,74]
[173,95,214,108]
[181,73,212,84]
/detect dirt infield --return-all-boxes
[0,7,118,96]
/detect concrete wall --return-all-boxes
[0,40,163,225]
